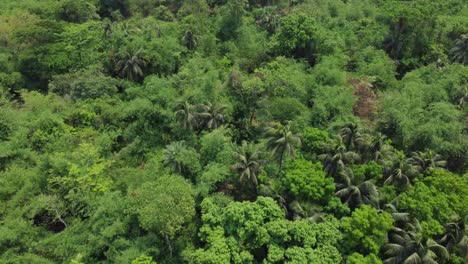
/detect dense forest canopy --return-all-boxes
[0,0,467,263]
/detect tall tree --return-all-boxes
[282,158,335,205]
[383,223,450,264]
[335,168,379,209]
[341,205,394,255]
[319,136,360,178]
[115,48,146,81]
[370,132,388,161]
[162,141,200,177]
[265,122,301,173]
[438,215,466,254]
[231,141,265,186]
[452,83,468,110]
[162,141,187,174]
[182,30,199,50]
[255,6,281,35]
[135,175,195,257]
[383,152,416,188]
[217,0,247,41]
[397,169,468,238]
[450,34,468,65]
[174,98,198,130]
[340,122,364,151]
[197,102,227,130]
[184,196,343,263]
[273,13,334,65]
[409,150,447,173]
[380,203,412,229]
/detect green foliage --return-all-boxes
[351,161,383,182]
[14,20,105,90]
[131,255,157,264]
[108,17,184,77]
[0,10,40,47]
[379,0,467,73]
[324,197,351,219]
[47,142,113,194]
[128,0,175,17]
[14,20,66,89]
[435,14,468,64]
[378,64,467,170]
[199,128,233,166]
[398,169,468,237]
[309,58,357,127]
[57,0,99,23]
[27,114,72,152]
[282,158,334,203]
[257,57,311,100]
[347,253,382,264]
[0,1,467,263]
[217,0,248,41]
[197,163,230,197]
[49,68,118,100]
[258,97,309,126]
[273,13,342,64]
[341,205,394,255]
[185,196,342,263]
[135,174,195,238]
[351,47,397,89]
[224,16,270,71]
[301,127,330,156]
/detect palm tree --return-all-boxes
[438,215,466,255]
[119,22,141,37]
[335,168,379,209]
[380,203,412,228]
[450,34,468,65]
[231,141,265,186]
[371,132,388,161]
[439,221,463,250]
[459,235,468,262]
[453,85,467,109]
[258,180,287,211]
[182,30,199,50]
[103,18,113,38]
[319,136,360,178]
[340,122,364,151]
[115,48,146,81]
[409,150,447,173]
[197,102,227,130]
[288,200,325,223]
[383,152,416,188]
[162,141,187,174]
[383,223,450,264]
[256,6,280,34]
[174,98,198,130]
[265,122,301,173]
